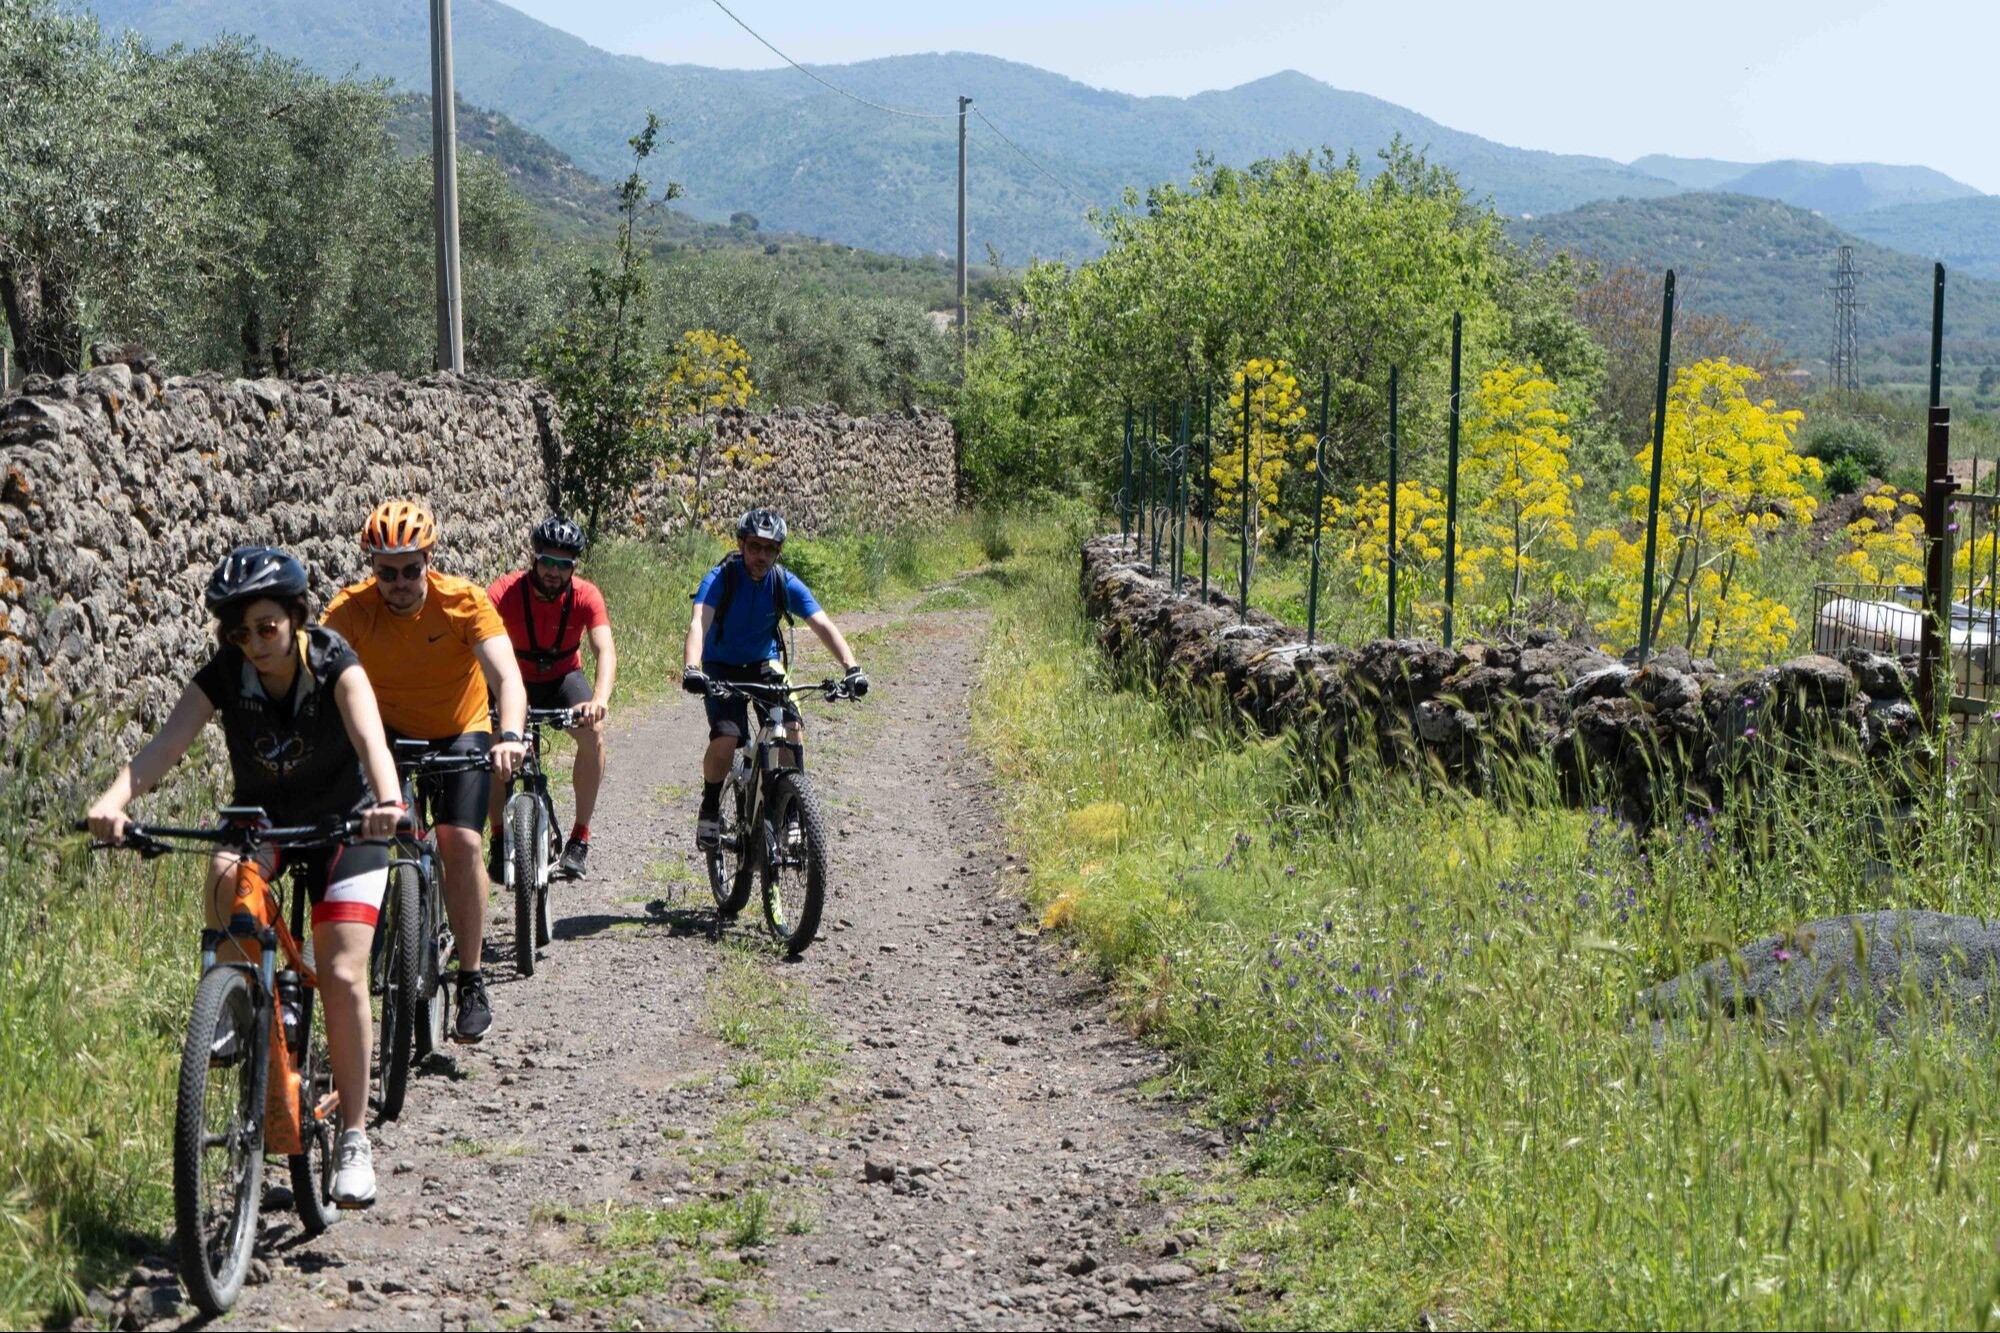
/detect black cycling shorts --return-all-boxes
[270,839,392,929]
[702,661,797,741]
[392,730,492,830]
[526,670,593,717]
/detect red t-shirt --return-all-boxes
[487,570,609,684]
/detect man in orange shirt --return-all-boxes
[324,499,527,1044]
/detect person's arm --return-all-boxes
[86,682,216,842]
[804,611,859,673]
[475,634,529,779]
[579,622,616,722]
[333,668,407,839]
[684,602,714,673]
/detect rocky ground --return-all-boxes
[88,598,1249,1332]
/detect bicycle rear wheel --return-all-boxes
[536,794,559,947]
[289,985,339,1235]
[372,865,421,1120]
[173,966,265,1316]
[707,789,755,923]
[414,872,449,1060]
[761,773,829,957]
[507,792,540,977]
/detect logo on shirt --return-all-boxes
[428,631,449,643]
[254,732,306,775]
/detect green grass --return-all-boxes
[0,707,220,1323]
[708,949,844,1119]
[973,521,2000,1328]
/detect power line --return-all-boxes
[971,105,1096,210]
[705,0,959,120]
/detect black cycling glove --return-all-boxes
[844,665,869,699]
[681,667,710,696]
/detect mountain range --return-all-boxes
[82,0,1991,273]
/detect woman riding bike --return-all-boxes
[86,547,405,1207]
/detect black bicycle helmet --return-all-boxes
[533,515,586,554]
[736,508,788,545]
[204,546,309,615]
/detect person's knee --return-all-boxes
[438,825,482,863]
[322,939,370,994]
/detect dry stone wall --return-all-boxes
[1081,535,1925,826]
[633,405,957,535]
[0,358,560,739]
[1,360,961,751]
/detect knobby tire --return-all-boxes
[173,966,264,1316]
[764,772,829,957]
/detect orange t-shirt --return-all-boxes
[322,572,507,740]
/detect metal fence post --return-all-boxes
[1173,400,1189,590]
[1120,402,1133,548]
[1921,263,1953,731]
[1387,365,1400,639]
[1442,316,1462,648]
[1239,368,1254,625]
[1201,385,1213,603]
[1306,367,1329,646]
[1637,270,1678,665]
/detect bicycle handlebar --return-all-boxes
[525,706,581,727]
[702,677,857,704]
[392,742,495,776]
[71,815,365,859]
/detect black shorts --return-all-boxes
[391,730,492,830]
[276,839,392,929]
[525,670,593,717]
[702,662,796,741]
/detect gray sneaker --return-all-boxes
[331,1129,377,1209]
[558,836,590,879]
[695,816,722,851]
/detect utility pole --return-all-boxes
[430,0,465,373]
[957,95,970,371]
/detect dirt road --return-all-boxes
[103,601,1239,1331]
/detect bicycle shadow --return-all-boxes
[552,899,712,940]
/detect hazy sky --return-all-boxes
[499,0,1999,194]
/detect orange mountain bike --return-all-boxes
[77,809,364,1316]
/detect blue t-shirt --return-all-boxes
[693,560,822,666]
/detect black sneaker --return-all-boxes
[454,970,492,1044]
[486,837,505,885]
[558,837,590,879]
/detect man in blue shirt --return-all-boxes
[681,508,867,850]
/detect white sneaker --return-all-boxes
[695,816,722,851]
[331,1129,377,1209]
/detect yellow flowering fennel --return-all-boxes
[1321,480,1471,634]
[1585,359,1819,662]
[1834,485,1925,588]
[1212,357,1314,585]
[1460,363,1579,619]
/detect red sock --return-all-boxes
[490,822,504,842]
[570,823,590,843]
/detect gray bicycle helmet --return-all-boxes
[736,507,788,545]
[204,546,308,615]
[533,515,586,554]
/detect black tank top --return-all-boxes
[193,626,371,823]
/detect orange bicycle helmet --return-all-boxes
[361,499,439,555]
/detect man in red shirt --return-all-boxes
[487,516,616,879]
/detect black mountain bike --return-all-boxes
[373,742,492,1116]
[702,677,856,956]
[75,811,363,1315]
[503,706,576,978]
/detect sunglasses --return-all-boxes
[535,554,578,571]
[742,540,782,558]
[373,559,428,583]
[226,617,288,647]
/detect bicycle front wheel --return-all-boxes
[536,794,559,948]
[507,792,540,977]
[373,864,421,1120]
[289,985,339,1235]
[173,966,265,1316]
[762,773,829,957]
[414,870,449,1060]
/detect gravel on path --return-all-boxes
[100,603,1241,1332]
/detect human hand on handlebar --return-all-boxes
[489,740,526,781]
[681,667,710,697]
[573,699,607,725]
[361,800,404,840]
[86,799,130,846]
[844,665,869,699]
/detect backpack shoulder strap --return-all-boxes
[704,555,741,654]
